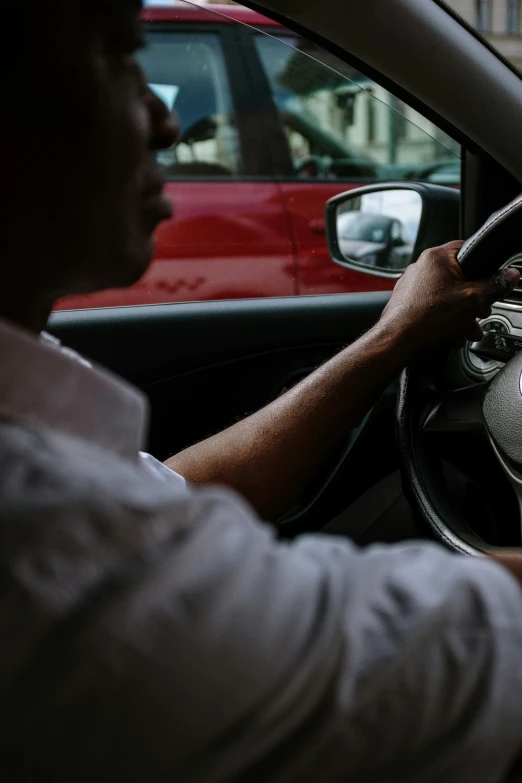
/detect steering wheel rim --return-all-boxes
[397,194,522,555]
[397,353,522,555]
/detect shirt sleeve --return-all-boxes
[11,486,522,783]
[139,450,187,488]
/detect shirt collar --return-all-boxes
[0,317,147,462]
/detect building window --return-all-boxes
[366,96,376,143]
[507,0,521,33]
[475,0,491,32]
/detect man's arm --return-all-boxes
[493,550,522,773]
[16,487,522,782]
[166,242,519,519]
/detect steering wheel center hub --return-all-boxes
[483,351,522,472]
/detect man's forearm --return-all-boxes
[165,244,520,520]
[166,319,415,520]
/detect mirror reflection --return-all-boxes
[336,189,423,273]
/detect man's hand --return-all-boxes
[492,553,522,590]
[166,241,520,520]
[381,241,520,353]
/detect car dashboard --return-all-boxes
[461,256,522,382]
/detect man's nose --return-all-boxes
[147,87,180,151]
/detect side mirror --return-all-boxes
[326,183,460,279]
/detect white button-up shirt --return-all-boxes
[0,316,521,782]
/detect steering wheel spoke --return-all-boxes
[422,382,489,435]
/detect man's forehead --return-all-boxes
[6,0,145,80]
[83,0,143,23]
[52,0,144,46]
[104,0,143,14]
[42,0,142,26]
[72,0,142,12]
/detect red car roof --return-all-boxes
[142,4,280,27]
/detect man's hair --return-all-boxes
[4,0,143,117]
[5,0,143,57]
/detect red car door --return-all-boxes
[277,181,392,296]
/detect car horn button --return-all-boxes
[483,352,522,470]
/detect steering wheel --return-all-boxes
[397,193,522,555]
[295,155,329,179]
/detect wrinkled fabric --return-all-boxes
[0,317,521,782]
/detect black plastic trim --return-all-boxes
[50,293,391,384]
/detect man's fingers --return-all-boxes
[460,267,519,345]
[489,267,519,300]
[464,320,483,343]
[492,267,520,298]
[443,239,465,254]
[472,267,520,307]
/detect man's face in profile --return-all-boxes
[3,0,178,304]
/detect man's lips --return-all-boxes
[141,175,173,223]
[141,189,173,221]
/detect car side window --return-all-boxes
[139,32,242,178]
[255,34,461,185]
[54,4,462,312]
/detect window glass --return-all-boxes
[255,34,461,185]
[507,0,521,33]
[138,33,242,177]
[442,1,522,71]
[55,1,463,312]
[475,0,491,31]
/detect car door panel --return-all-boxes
[50,293,389,386]
[49,292,397,529]
[50,293,398,536]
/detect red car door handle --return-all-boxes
[309,217,326,234]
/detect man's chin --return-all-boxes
[71,240,155,297]
[115,243,155,289]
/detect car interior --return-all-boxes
[49,0,522,557]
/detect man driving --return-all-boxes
[1,1,522,781]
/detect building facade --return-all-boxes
[449,0,522,69]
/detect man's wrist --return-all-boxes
[369,316,419,366]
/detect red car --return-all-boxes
[56,3,459,311]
